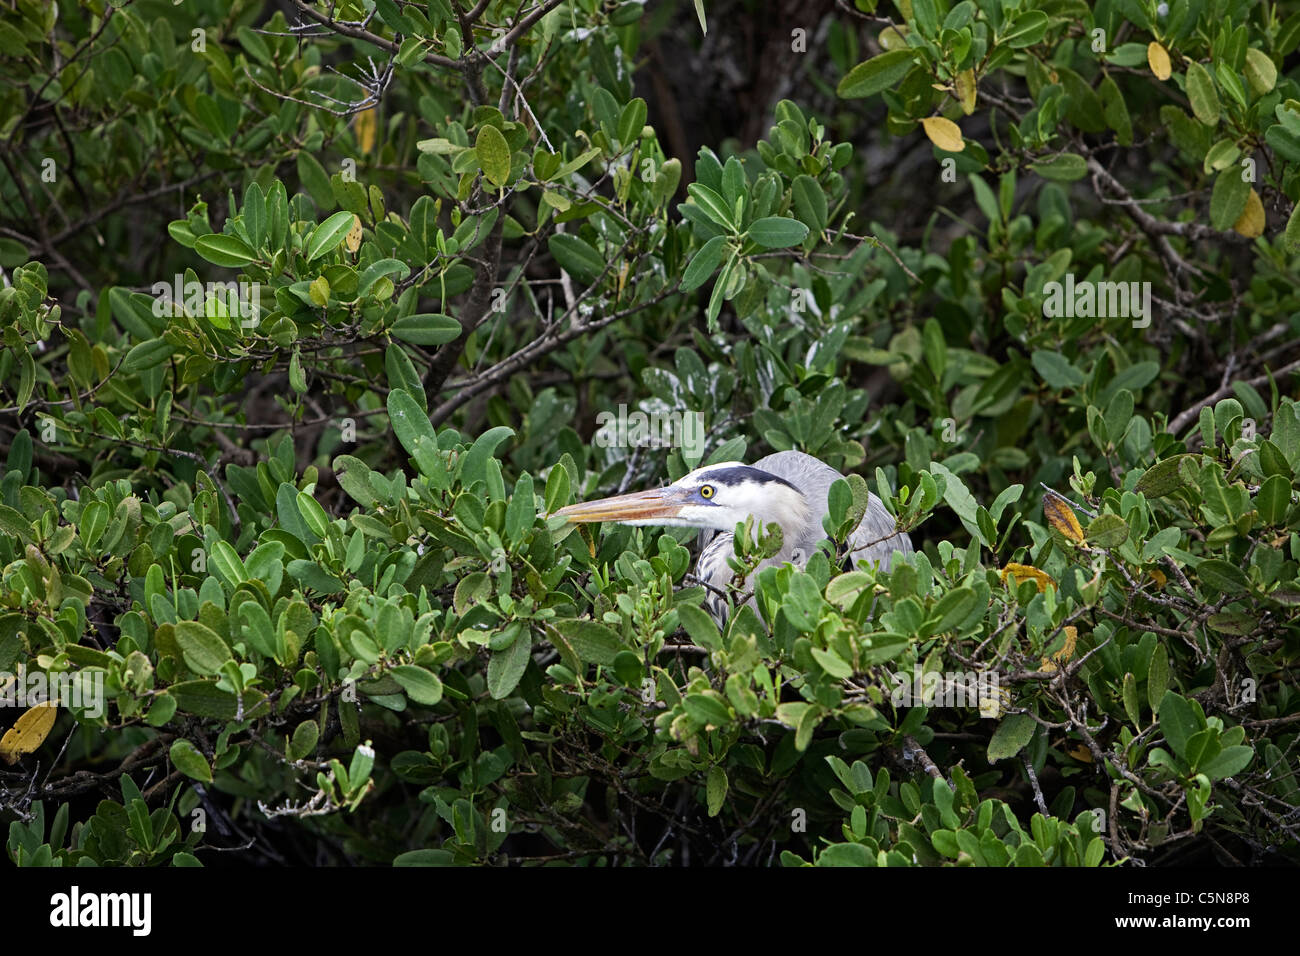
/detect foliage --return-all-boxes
[1,0,1299,866]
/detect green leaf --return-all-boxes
[1198,558,1250,595]
[791,175,828,233]
[1286,202,1300,252]
[1122,672,1141,726]
[706,765,728,817]
[15,346,33,413]
[1244,48,1277,96]
[193,233,258,267]
[145,693,177,727]
[168,680,264,719]
[460,426,515,487]
[1085,513,1129,549]
[553,147,601,179]
[684,693,731,727]
[652,157,682,205]
[818,843,873,866]
[1158,691,1203,759]
[1209,167,1251,231]
[390,313,461,345]
[999,10,1049,47]
[548,233,605,285]
[79,501,108,549]
[1258,439,1291,477]
[1203,138,1241,174]
[987,713,1035,762]
[288,348,307,393]
[837,50,915,99]
[746,216,810,248]
[1147,643,1169,714]
[1031,350,1084,388]
[390,664,444,705]
[360,258,411,296]
[617,97,648,147]
[554,619,621,665]
[387,387,436,459]
[928,587,978,634]
[810,646,852,679]
[297,151,334,208]
[544,464,570,514]
[242,182,266,250]
[277,482,320,546]
[169,739,213,783]
[475,124,511,187]
[1134,454,1198,497]
[1199,745,1254,781]
[238,601,276,657]
[384,343,424,406]
[1030,153,1088,181]
[1256,474,1291,525]
[680,235,728,292]
[123,338,175,372]
[1100,74,1132,145]
[296,491,330,538]
[676,603,721,650]
[305,210,357,261]
[289,720,319,760]
[505,472,535,542]
[175,621,232,676]
[686,183,736,230]
[487,630,531,698]
[208,540,246,586]
[1184,61,1220,126]
[394,849,455,866]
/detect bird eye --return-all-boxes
[700,485,715,499]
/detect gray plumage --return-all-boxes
[553,449,913,624]
[695,451,912,622]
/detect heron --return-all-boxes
[554,450,913,622]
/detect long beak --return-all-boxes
[552,487,687,524]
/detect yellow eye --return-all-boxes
[700,485,715,499]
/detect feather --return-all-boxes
[697,450,911,623]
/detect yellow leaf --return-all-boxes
[1043,492,1085,545]
[879,25,910,50]
[1066,742,1093,762]
[1148,42,1171,81]
[1148,568,1167,588]
[955,69,977,115]
[0,701,57,765]
[978,684,1013,719]
[309,275,330,306]
[920,116,965,152]
[345,214,363,253]
[1059,625,1078,662]
[1039,625,1078,672]
[1001,562,1056,592]
[354,108,378,154]
[1233,188,1265,238]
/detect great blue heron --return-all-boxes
[554,450,913,622]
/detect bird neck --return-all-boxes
[752,488,814,555]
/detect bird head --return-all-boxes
[553,462,810,534]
